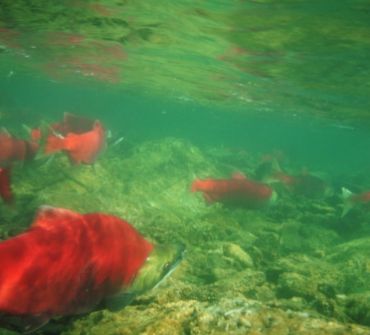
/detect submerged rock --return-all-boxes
[1,137,370,334]
[63,296,369,335]
[222,242,254,268]
[346,292,370,326]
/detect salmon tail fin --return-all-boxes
[0,168,13,204]
[341,187,353,217]
[44,134,65,154]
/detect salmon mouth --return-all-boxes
[120,243,185,301]
[152,243,185,289]
[103,243,185,312]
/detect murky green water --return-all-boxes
[1,0,370,122]
[1,1,370,334]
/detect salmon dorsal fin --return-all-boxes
[32,206,79,229]
[93,120,103,131]
[232,172,247,180]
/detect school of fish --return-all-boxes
[0,112,369,333]
[0,113,183,333]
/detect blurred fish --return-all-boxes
[44,120,106,164]
[191,172,276,208]
[256,157,330,198]
[0,130,39,204]
[341,187,370,217]
[254,156,282,181]
[0,206,183,333]
[56,112,97,134]
[268,171,330,198]
[31,112,95,140]
[31,113,106,165]
[0,130,39,167]
[0,167,12,204]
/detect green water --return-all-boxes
[1,1,370,334]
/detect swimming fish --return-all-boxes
[191,173,276,208]
[58,112,97,134]
[341,187,370,217]
[31,113,96,140]
[269,171,330,198]
[44,119,106,165]
[0,206,183,333]
[0,168,12,204]
[0,130,39,167]
[254,156,330,198]
[0,130,39,204]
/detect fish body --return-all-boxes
[341,187,370,216]
[43,112,96,138]
[0,131,39,204]
[347,190,370,203]
[0,207,155,332]
[0,132,39,167]
[270,171,329,198]
[255,157,329,198]
[191,173,276,208]
[62,112,95,134]
[0,168,12,204]
[45,120,106,165]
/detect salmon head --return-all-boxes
[104,243,184,310]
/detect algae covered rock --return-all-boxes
[346,292,370,326]
[63,296,370,335]
[327,238,370,293]
[222,242,254,268]
[277,272,315,299]
[279,220,340,254]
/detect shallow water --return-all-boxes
[1,1,370,334]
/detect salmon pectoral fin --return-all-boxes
[104,292,136,312]
[0,312,50,334]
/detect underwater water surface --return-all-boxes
[1,1,370,335]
